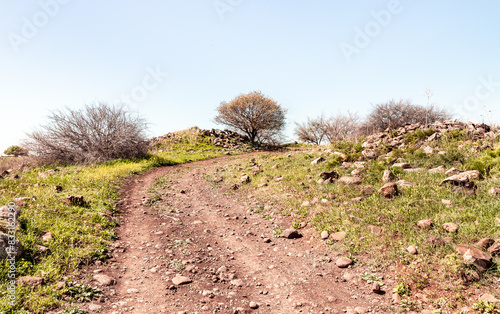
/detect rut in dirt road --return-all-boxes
[94,156,393,314]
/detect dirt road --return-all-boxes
[95,155,393,313]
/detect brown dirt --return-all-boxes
[91,155,394,313]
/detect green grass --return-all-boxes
[0,149,225,313]
[209,138,500,312]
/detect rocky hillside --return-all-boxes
[362,120,499,150]
[149,127,253,152]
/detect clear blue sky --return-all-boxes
[1,1,499,152]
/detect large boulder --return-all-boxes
[455,244,492,272]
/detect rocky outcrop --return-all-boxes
[362,120,498,150]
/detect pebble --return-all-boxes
[335,257,353,268]
[249,301,259,309]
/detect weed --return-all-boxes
[66,283,102,302]
[360,272,384,286]
[393,281,411,297]
[403,129,435,144]
[272,226,283,238]
[169,259,185,271]
[60,307,89,314]
[472,300,500,313]
[291,220,301,229]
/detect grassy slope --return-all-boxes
[208,131,500,312]
[0,146,226,313]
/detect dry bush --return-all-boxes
[360,99,451,134]
[24,103,148,164]
[324,112,361,142]
[214,91,287,144]
[0,156,38,174]
[295,115,328,145]
[295,112,360,144]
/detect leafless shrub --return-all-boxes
[24,103,148,164]
[294,115,328,145]
[214,91,287,144]
[295,112,361,144]
[360,99,452,134]
[324,112,361,142]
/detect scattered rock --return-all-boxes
[240,175,250,183]
[338,176,363,185]
[362,149,377,159]
[41,232,53,242]
[445,167,463,176]
[489,187,500,196]
[378,182,398,198]
[361,185,374,194]
[311,157,325,165]
[335,257,353,268]
[17,276,44,287]
[479,293,500,303]
[455,244,492,272]
[0,232,24,260]
[88,304,102,311]
[392,162,411,169]
[172,275,192,285]
[442,199,454,205]
[319,171,339,181]
[476,238,495,249]
[443,222,458,233]
[351,168,364,176]
[487,242,500,256]
[392,293,402,304]
[440,170,483,187]
[64,195,86,206]
[407,245,418,255]
[417,219,434,229]
[39,169,56,178]
[93,274,116,286]
[372,283,381,294]
[54,185,63,192]
[330,231,346,241]
[382,170,397,182]
[249,301,259,309]
[0,204,21,222]
[281,229,302,239]
[56,281,66,290]
[320,231,329,239]
[396,180,414,189]
[230,279,243,287]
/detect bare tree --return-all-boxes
[24,103,148,164]
[324,112,361,142]
[294,115,328,145]
[214,91,287,144]
[360,99,451,133]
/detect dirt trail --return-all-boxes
[96,155,393,314]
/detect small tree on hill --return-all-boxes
[24,102,149,164]
[214,91,287,144]
[4,145,28,157]
[361,99,451,134]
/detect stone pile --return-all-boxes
[362,120,498,150]
[149,127,252,151]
